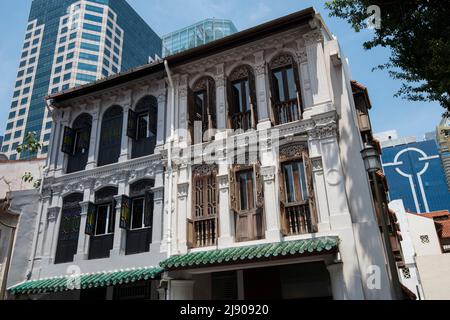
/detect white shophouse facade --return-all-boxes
[11,8,399,300]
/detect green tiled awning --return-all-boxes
[8,267,164,295]
[160,236,339,271]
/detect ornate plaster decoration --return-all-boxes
[192,164,218,177]
[229,65,253,82]
[303,30,324,46]
[269,53,295,69]
[47,207,61,222]
[312,157,324,172]
[177,183,189,200]
[261,166,276,182]
[279,143,307,162]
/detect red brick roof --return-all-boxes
[416,211,450,240]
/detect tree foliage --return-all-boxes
[15,132,43,189]
[325,0,450,116]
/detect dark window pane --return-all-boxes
[96,205,108,235]
[137,114,149,140]
[132,198,144,229]
[286,67,297,100]
[238,170,254,211]
[273,70,285,102]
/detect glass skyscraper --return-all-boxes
[2,0,161,159]
[162,19,237,57]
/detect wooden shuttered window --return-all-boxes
[302,150,318,232]
[62,126,76,155]
[189,165,218,248]
[231,163,265,242]
[188,77,216,145]
[85,202,97,236]
[269,53,303,125]
[127,108,137,140]
[278,144,318,236]
[120,195,132,230]
[227,66,258,130]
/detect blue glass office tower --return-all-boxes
[382,139,450,213]
[2,0,161,159]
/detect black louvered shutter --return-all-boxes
[127,109,137,140]
[144,191,154,228]
[120,195,132,230]
[85,202,96,236]
[61,126,76,155]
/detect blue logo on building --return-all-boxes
[382,140,450,213]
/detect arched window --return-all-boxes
[98,106,123,167]
[188,77,216,144]
[187,164,218,248]
[55,193,83,264]
[65,113,92,174]
[269,53,303,125]
[227,65,258,131]
[278,144,317,236]
[86,187,118,260]
[127,96,158,159]
[121,180,154,255]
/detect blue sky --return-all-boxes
[0,0,444,139]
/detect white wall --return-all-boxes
[0,159,45,198]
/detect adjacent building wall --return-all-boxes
[0,159,44,199]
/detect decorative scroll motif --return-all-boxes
[48,207,61,221]
[229,65,252,82]
[192,164,218,177]
[261,166,276,182]
[192,77,211,92]
[303,30,324,46]
[296,50,308,63]
[214,75,226,88]
[179,88,188,99]
[254,63,266,76]
[279,143,307,162]
[311,157,324,172]
[269,53,295,69]
[308,121,338,140]
[178,183,189,200]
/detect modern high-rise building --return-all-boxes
[162,19,237,57]
[437,117,450,190]
[379,136,450,213]
[2,0,161,160]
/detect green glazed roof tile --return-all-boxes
[8,267,164,295]
[160,236,339,271]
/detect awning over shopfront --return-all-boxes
[160,237,340,271]
[8,267,164,295]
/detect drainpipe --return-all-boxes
[26,100,53,281]
[164,60,175,258]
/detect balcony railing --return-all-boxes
[188,217,218,248]
[232,109,255,131]
[272,98,302,125]
[281,201,314,236]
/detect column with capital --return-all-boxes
[261,166,282,242]
[303,29,332,108]
[253,51,271,130]
[215,64,228,135]
[86,108,100,170]
[110,178,129,257]
[55,115,70,176]
[74,187,94,262]
[150,168,165,253]
[119,104,131,163]
[156,94,166,149]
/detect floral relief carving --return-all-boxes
[279,143,307,162]
[269,53,295,69]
